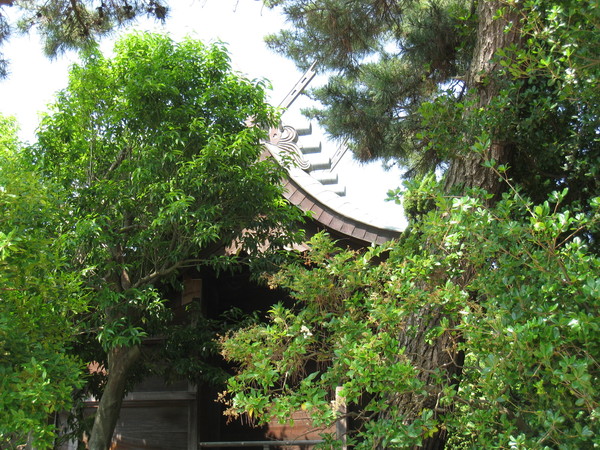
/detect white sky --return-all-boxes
[0,0,405,228]
[0,0,299,139]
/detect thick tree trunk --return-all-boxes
[444,140,509,197]
[389,304,464,450]
[444,1,521,197]
[392,3,522,449]
[88,345,141,450]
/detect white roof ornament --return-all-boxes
[266,63,404,239]
[273,125,311,171]
[270,62,344,190]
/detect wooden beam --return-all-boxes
[278,62,317,111]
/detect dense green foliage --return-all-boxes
[222,182,600,448]
[33,31,299,352]
[220,0,600,448]
[23,32,302,446]
[0,116,87,448]
[1,0,598,447]
[490,1,599,208]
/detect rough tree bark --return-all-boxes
[88,345,142,450]
[393,2,522,449]
[444,1,521,197]
[88,265,142,450]
[390,305,466,450]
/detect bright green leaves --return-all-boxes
[222,181,600,447]
[33,30,301,293]
[222,229,457,445]
[252,0,600,446]
[23,32,304,443]
[437,188,600,447]
[486,0,600,213]
[94,287,168,352]
[0,115,87,448]
[110,33,271,137]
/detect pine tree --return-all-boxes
[265,0,599,203]
[218,1,600,447]
[0,0,167,77]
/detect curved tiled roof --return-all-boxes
[265,63,404,246]
[266,120,402,246]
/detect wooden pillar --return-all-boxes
[187,382,198,450]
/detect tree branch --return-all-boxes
[104,146,131,178]
[69,0,90,37]
[132,261,184,289]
